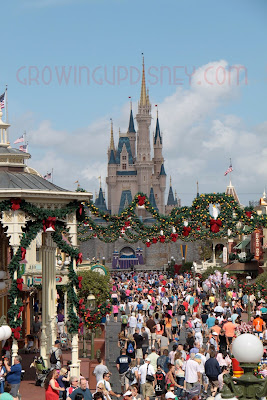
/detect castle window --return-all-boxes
[122,164,127,170]
[122,155,126,160]
[143,156,146,161]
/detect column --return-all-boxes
[11,246,19,363]
[64,291,68,322]
[40,243,48,365]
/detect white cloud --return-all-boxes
[11,59,266,206]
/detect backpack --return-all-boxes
[50,350,58,365]
[127,342,134,354]
[122,315,128,324]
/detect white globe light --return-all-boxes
[232,333,264,363]
[1,325,12,340]
[57,260,62,266]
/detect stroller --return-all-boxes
[30,355,50,387]
[60,333,68,350]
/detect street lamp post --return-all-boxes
[87,293,96,360]
[246,275,252,321]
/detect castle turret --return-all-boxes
[127,101,136,161]
[106,119,117,212]
[136,56,153,195]
[165,177,179,214]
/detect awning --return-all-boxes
[233,238,250,250]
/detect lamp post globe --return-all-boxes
[87,293,96,311]
[232,333,264,363]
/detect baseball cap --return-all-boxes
[166,392,176,399]
[55,340,60,344]
[228,318,232,321]
[212,331,218,335]
[123,391,132,397]
[145,357,151,362]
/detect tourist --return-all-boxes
[44,369,65,400]
[0,358,6,393]
[146,315,156,348]
[174,352,185,397]
[96,373,120,399]
[149,347,159,371]
[57,310,65,337]
[66,377,80,398]
[128,313,137,335]
[116,349,132,393]
[141,327,149,357]
[133,328,143,366]
[4,355,22,400]
[130,384,143,400]
[0,382,13,400]
[67,378,92,400]
[32,315,41,352]
[93,359,109,384]
[113,304,119,323]
[50,340,63,370]
[253,314,266,337]
[204,350,221,396]
[183,353,201,390]
[138,358,155,400]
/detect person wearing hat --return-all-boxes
[165,389,176,400]
[50,339,63,369]
[123,390,133,400]
[138,357,155,400]
[209,332,218,351]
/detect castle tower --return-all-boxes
[152,110,166,213]
[135,56,153,195]
[226,180,240,205]
[165,176,178,214]
[127,101,136,161]
[106,119,117,212]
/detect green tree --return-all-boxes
[180,262,193,273]
[78,270,111,305]
[198,240,212,261]
[255,271,267,290]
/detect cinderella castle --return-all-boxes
[80,59,201,269]
[96,57,180,216]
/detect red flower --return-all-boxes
[182,226,191,237]
[146,241,151,248]
[11,198,21,211]
[152,237,158,244]
[159,235,165,243]
[171,233,178,242]
[137,195,146,206]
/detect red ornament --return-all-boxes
[17,306,24,319]
[125,221,131,228]
[77,252,83,264]
[137,195,146,206]
[159,235,165,243]
[152,237,158,244]
[210,219,222,233]
[11,198,21,211]
[246,211,252,219]
[12,327,21,340]
[171,233,178,242]
[146,241,151,248]
[42,216,56,232]
[79,298,84,305]
[197,226,201,231]
[182,226,191,237]
[16,278,23,291]
[20,247,26,261]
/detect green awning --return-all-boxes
[234,238,251,250]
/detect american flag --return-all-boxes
[224,164,233,176]
[14,135,24,144]
[44,172,52,180]
[19,145,27,153]
[0,92,5,109]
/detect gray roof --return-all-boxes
[0,171,68,191]
[0,147,29,155]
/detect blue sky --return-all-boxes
[0,0,266,206]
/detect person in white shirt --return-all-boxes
[97,373,120,399]
[183,353,201,390]
[128,314,138,335]
[138,358,155,400]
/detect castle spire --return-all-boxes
[170,176,172,187]
[154,110,162,145]
[128,100,136,133]
[109,118,115,150]
[140,54,147,106]
[196,181,199,198]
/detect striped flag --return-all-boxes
[14,135,24,144]
[224,164,233,176]
[44,172,52,180]
[19,144,27,153]
[0,92,5,109]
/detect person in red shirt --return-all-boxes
[182,300,189,312]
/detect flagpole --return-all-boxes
[52,168,54,183]
[5,85,9,144]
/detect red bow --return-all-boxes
[125,221,131,228]
[17,306,24,319]
[42,216,56,232]
[182,226,191,237]
[12,327,21,340]
[146,241,151,248]
[210,219,222,233]
[77,253,83,264]
[246,211,252,219]
[79,204,83,215]
[17,278,23,291]
[137,195,146,206]
[21,247,26,261]
[159,235,165,243]
[79,298,84,305]
[78,276,83,288]
[171,233,178,242]
[11,199,21,211]
[152,237,158,244]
